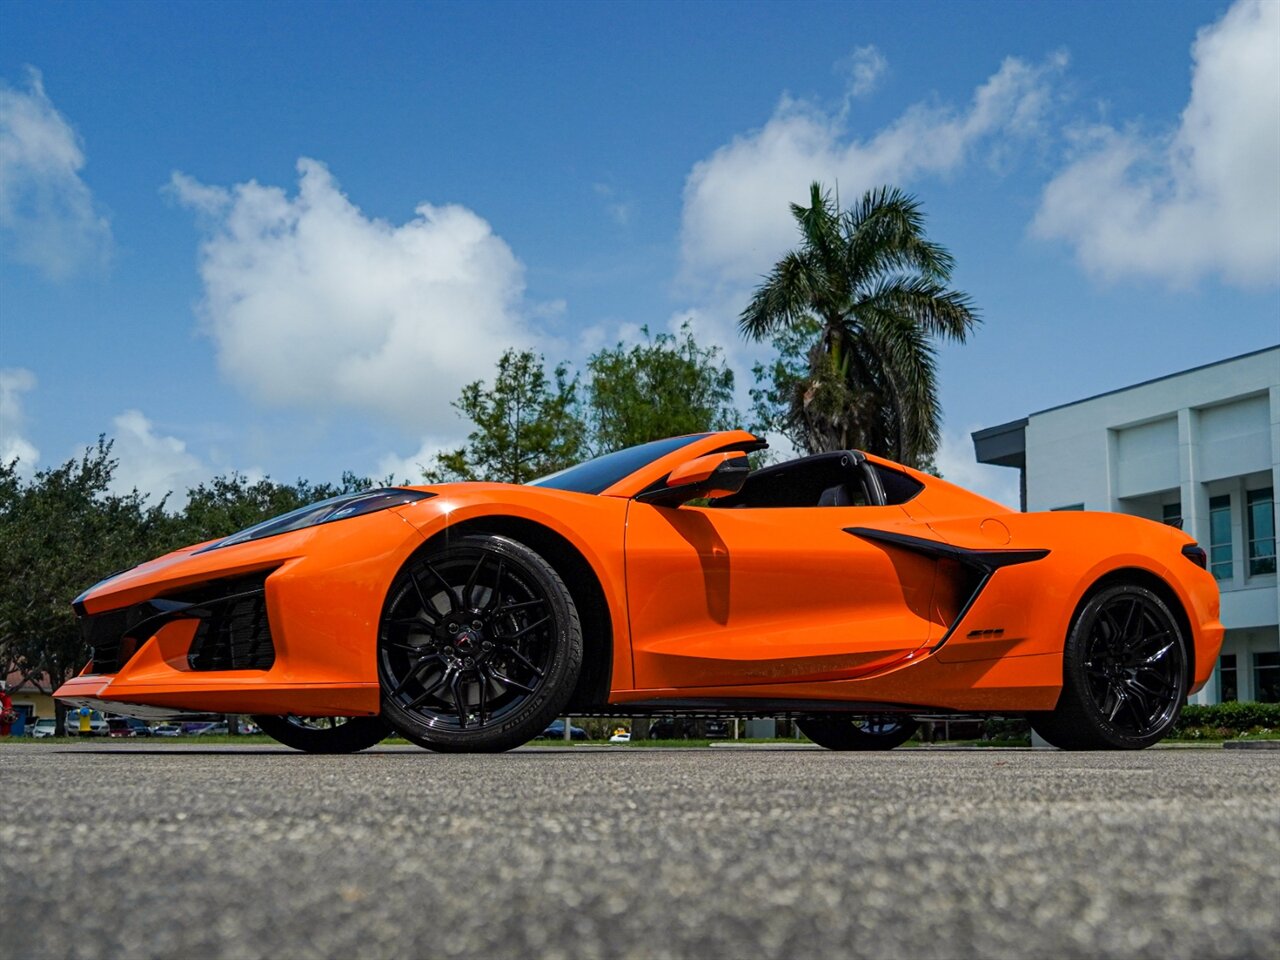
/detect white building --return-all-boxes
[973,345,1280,705]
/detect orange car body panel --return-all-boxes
[56,431,1223,719]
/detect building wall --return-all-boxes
[1022,347,1280,705]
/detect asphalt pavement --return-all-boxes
[2,743,1277,960]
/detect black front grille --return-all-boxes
[186,582,275,671]
[76,569,277,675]
[80,607,148,674]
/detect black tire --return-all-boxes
[797,714,919,750]
[252,714,391,753]
[1029,583,1187,750]
[378,533,583,753]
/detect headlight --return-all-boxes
[199,488,434,553]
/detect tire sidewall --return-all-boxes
[797,715,919,751]
[253,714,390,753]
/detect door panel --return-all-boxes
[625,503,939,689]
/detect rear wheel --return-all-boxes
[1029,583,1187,750]
[252,714,390,753]
[797,714,918,751]
[378,534,582,753]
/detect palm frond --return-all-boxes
[857,275,979,341]
[739,251,820,340]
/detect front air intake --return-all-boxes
[179,572,277,671]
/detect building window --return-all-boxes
[1053,503,1084,511]
[1219,654,1238,702]
[1254,652,1280,704]
[1162,501,1182,528]
[1208,494,1232,581]
[1246,488,1275,576]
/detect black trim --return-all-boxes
[845,527,1050,651]
[636,454,752,507]
[612,698,931,715]
[75,569,279,675]
[1180,543,1208,569]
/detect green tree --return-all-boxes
[176,471,375,545]
[0,441,177,732]
[425,349,587,484]
[741,182,979,467]
[585,321,738,454]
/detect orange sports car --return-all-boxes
[56,430,1222,752]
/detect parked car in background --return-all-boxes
[106,717,152,737]
[64,709,108,736]
[152,723,182,737]
[609,731,631,744]
[648,717,730,740]
[185,721,227,736]
[540,720,588,741]
[29,717,58,738]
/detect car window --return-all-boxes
[709,453,923,509]
[528,435,710,495]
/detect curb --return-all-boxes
[1223,740,1280,750]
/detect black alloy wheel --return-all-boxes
[252,714,391,753]
[797,714,919,750]
[1030,583,1187,750]
[378,534,582,753]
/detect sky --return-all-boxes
[1,0,1277,511]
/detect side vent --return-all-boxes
[845,527,1049,651]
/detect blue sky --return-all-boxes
[2,0,1277,509]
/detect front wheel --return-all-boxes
[378,534,583,753]
[252,715,391,753]
[1029,583,1188,750]
[797,714,918,750]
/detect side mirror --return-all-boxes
[636,452,750,507]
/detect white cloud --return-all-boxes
[170,159,534,432]
[377,437,453,485]
[106,410,207,510]
[838,46,888,99]
[1033,0,1280,288]
[0,367,39,479]
[679,51,1067,292]
[0,68,111,279]
[935,426,1021,511]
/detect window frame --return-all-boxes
[1245,487,1275,577]
[1208,493,1233,582]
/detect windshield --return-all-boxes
[528,434,709,495]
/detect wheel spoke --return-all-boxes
[1107,684,1128,722]
[1136,640,1175,666]
[422,561,462,610]
[1122,678,1153,719]
[451,670,469,729]
[476,669,489,724]
[407,570,437,620]
[484,559,507,612]
[489,670,536,695]
[388,617,434,631]
[1119,597,1141,641]
[502,646,544,678]
[497,598,545,614]
[389,657,432,698]
[405,666,453,709]
[463,555,486,608]
[498,615,550,642]
[390,638,431,653]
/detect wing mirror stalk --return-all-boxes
[635,452,750,507]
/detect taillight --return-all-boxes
[1181,543,1207,569]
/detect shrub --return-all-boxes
[1176,701,1280,734]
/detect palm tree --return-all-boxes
[740,182,979,466]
